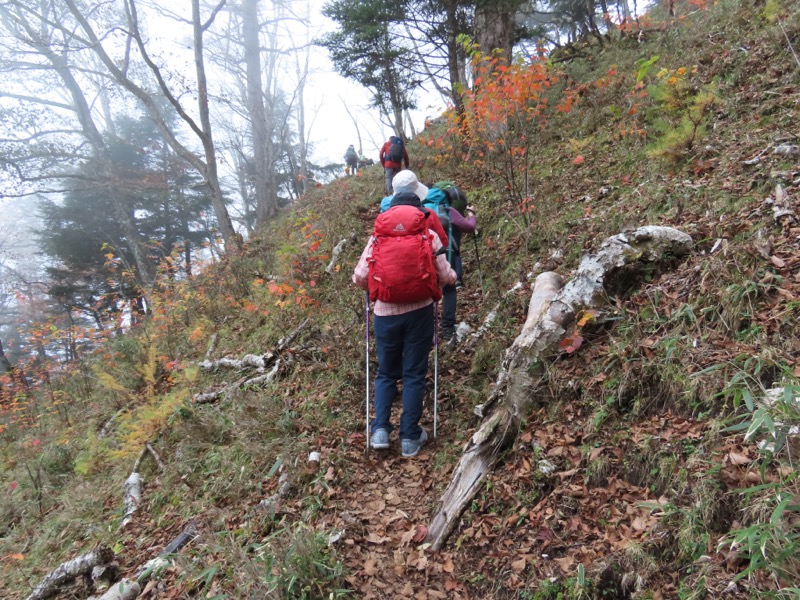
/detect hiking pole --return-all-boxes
[365,291,371,451]
[433,301,439,439]
[472,232,484,293]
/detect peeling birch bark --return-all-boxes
[204,332,218,360]
[93,579,140,600]
[325,238,348,274]
[426,226,693,551]
[26,546,114,600]
[773,184,797,226]
[198,319,308,372]
[193,319,309,403]
[258,471,292,514]
[120,472,142,529]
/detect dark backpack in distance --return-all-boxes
[387,138,404,163]
[435,181,468,215]
[345,147,358,162]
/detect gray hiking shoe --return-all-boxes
[370,428,390,450]
[401,428,428,458]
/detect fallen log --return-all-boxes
[27,546,114,600]
[773,184,797,226]
[426,226,693,551]
[465,249,563,349]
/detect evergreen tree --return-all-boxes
[38,116,216,324]
[319,0,419,137]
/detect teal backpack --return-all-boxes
[422,187,454,260]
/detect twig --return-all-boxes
[98,409,126,438]
[779,20,800,68]
[145,442,166,471]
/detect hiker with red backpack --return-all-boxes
[353,170,457,457]
[379,135,409,195]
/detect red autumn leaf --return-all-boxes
[573,155,585,165]
[412,524,428,543]
[559,336,583,353]
[9,481,17,492]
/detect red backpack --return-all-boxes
[368,205,442,304]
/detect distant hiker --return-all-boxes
[353,170,457,457]
[379,135,409,195]
[358,152,374,168]
[344,144,359,176]
[433,183,476,343]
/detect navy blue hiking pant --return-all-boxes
[371,304,433,441]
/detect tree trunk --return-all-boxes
[474,0,523,66]
[59,0,240,252]
[191,0,240,246]
[426,226,693,551]
[0,338,14,375]
[443,0,465,121]
[293,42,311,196]
[242,0,273,223]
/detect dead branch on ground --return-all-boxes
[27,546,114,600]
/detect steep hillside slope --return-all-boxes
[1,1,798,599]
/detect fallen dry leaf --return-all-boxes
[511,557,527,573]
[363,558,378,576]
[728,451,752,465]
[445,577,460,591]
[770,255,786,268]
